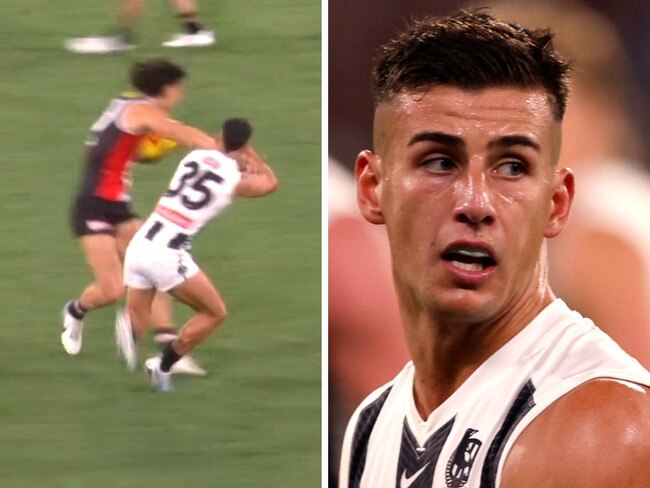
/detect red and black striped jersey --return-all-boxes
[77,93,147,202]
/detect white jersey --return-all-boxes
[339,299,650,488]
[146,149,241,241]
[124,150,241,291]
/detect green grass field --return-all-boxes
[0,1,321,486]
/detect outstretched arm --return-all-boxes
[124,103,217,149]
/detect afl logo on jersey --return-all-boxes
[445,428,482,488]
[203,156,221,169]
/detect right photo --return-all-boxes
[329,1,650,487]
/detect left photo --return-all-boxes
[0,1,321,486]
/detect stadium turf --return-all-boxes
[0,1,321,486]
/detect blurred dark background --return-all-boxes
[330,0,650,169]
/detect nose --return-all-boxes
[453,165,496,226]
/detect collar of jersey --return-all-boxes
[403,298,572,433]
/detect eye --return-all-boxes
[422,157,457,174]
[495,160,528,178]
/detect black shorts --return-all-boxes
[70,195,139,237]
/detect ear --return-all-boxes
[355,150,385,225]
[544,168,575,238]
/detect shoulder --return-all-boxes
[125,99,157,114]
[502,378,650,488]
[120,99,162,134]
[123,99,163,122]
[342,362,412,440]
[339,378,400,488]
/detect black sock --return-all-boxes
[160,342,182,372]
[67,300,86,320]
[177,13,203,34]
[154,328,179,351]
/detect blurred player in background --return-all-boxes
[487,0,650,368]
[65,0,215,54]
[62,58,217,375]
[328,157,408,482]
[121,120,278,391]
[328,158,407,408]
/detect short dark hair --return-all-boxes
[372,11,571,120]
[130,58,186,97]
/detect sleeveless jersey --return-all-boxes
[144,149,241,241]
[78,93,147,201]
[339,299,650,488]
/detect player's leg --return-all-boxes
[136,290,206,376]
[162,0,215,48]
[61,234,125,355]
[133,291,175,391]
[115,219,177,342]
[114,286,156,371]
[116,0,146,40]
[113,218,169,365]
[64,0,143,54]
[167,271,228,355]
[115,221,177,342]
[119,234,159,371]
[78,235,127,307]
[127,287,157,340]
[114,217,141,260]
[145,271,227,391]
[115,219,206,374]
[171,0,203,31]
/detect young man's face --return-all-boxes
[356,86,574,323]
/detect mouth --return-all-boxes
[441,242,497,273]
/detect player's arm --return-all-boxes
[234,146,278,198]
[502,379,650,488]
[123,103,218,149]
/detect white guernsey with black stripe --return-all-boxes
[339,299,650,488]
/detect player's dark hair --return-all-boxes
[372,10,571,120]
[223,118,253,152]
[130,58,186,97]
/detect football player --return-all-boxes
[65,0,215,54]
[121,119,278,391]
[62,58,215,375]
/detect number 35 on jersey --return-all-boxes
[156,150,242,234]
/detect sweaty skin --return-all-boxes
[502,379,650,487]
[356,85,650,487]
[358,86,572,411]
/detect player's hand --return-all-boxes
[231,146,258,174]
[233,145,269,174]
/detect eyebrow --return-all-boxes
[408,131,464,148]
[407,132,541,152]
[487,134,541,152]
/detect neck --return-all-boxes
[399,264,554,421]
[148,96,168,111]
